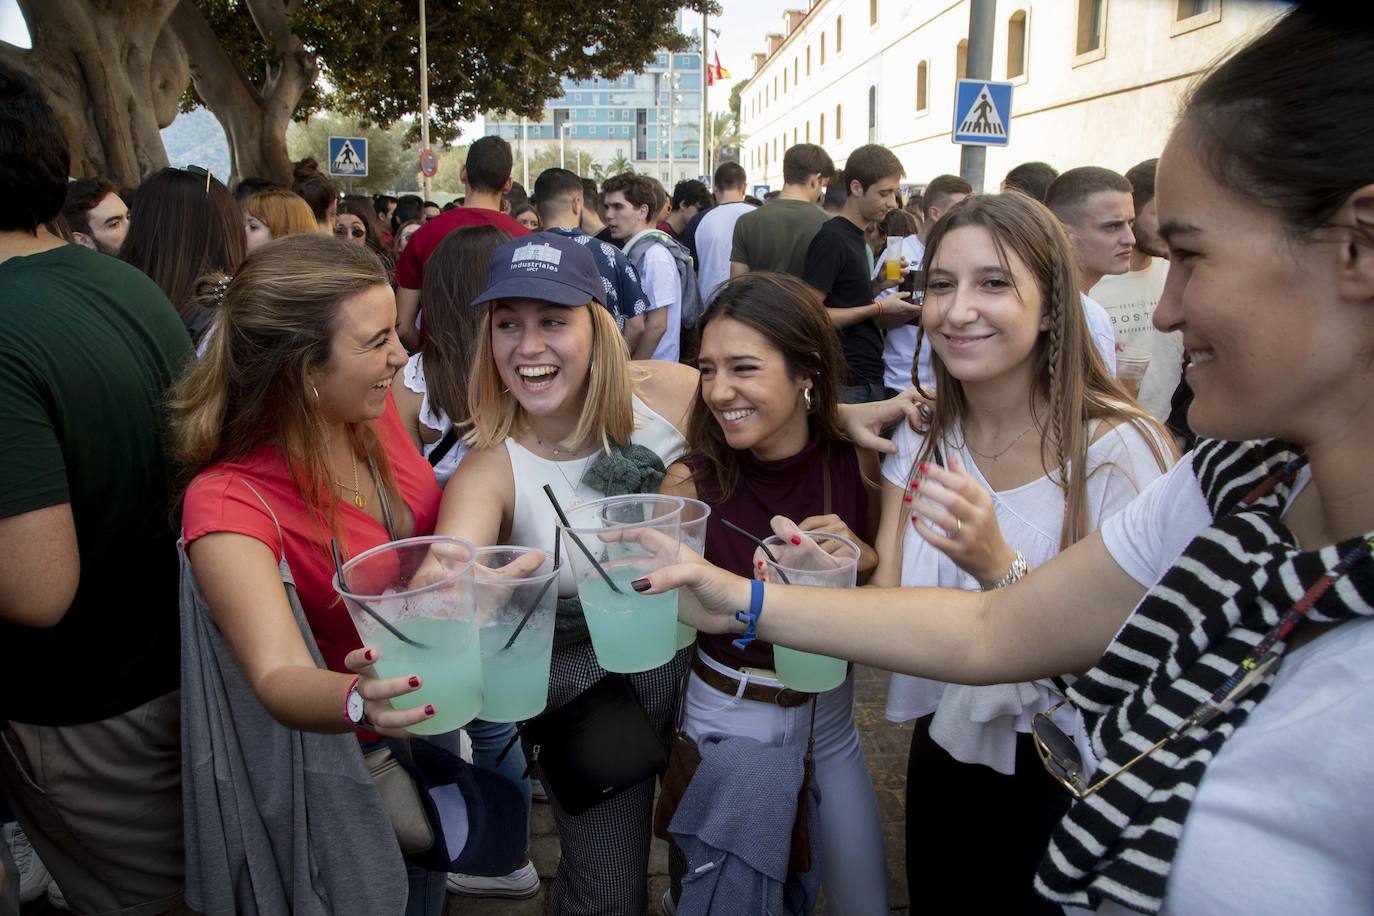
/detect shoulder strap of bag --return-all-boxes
[427,427,461,467]
[365,449,399,541]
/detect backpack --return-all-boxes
[623,230,706,329]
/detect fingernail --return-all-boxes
[757,560,765,569]
[364,649,375,662]
[910,516,919,529]
[902,495,913,504]
[408,676,420,688]
[912,480,920,491]
[631,577,652,592]
[424,704,435,716]
[790,535,802,545]
[919,463,929,473]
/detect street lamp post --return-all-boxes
[419,0,430,200]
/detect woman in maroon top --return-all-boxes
[660,273,891,914]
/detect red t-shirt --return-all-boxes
[182,397,443,677]
[393,207,531,290]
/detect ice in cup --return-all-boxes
[336,536,482,735]
[473,546,559,723]
[561,495,683,673]
[885,236,904,281]
[1116,346,1151,401]
[758,531,859,692]
[675,499,712,650]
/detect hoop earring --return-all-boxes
[311,384,320,402]
[803,387,813,410]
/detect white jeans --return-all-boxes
[682,652,890,916]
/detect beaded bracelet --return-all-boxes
[732,579,766,650]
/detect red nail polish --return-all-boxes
[757,560,765,569]
[424,704,435,716]
[910,516,919,529]
[919,463,929,473]
[408,676,420,688]
[902,495,913,504]
[364,649,375,662]
[791,535,802,545]
[912,480,920,491]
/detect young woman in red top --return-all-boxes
[173,235,455,915]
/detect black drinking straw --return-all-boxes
[501,531,561,652]
[543,484,625,594]
[332,539,429,648]
[719,519,793,585]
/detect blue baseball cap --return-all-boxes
[471,231,605,308]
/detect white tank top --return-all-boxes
[506,393,687,597]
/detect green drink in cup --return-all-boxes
[675,498,711,650]
[759,531,859,693]
[561,495,683,674]
[335,535,483,736]
[472,546,559,723]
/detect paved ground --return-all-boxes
[453,665,913,916]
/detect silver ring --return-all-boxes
[953,518,962,537]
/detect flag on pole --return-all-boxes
[707,51,732,86]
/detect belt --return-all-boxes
[690,654,813,708]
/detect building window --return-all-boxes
[806,121,811,142]
[957,39,968,79]
[821,32,826,65]
[835,104,842,140]
[836,16,843,53]
[1176,0,1211,18]
[819,112,826,144]
[784,69,788,93]
[794,58,799,85]
[916,61,928,112]
[1076,0,1105,56]
[807,46,812,74]
[867,85,877,142]
[869,0,878,26]
[793,127,798,145]
[774,76,779,98]
[1172,0,1221,35]
[1007,10,1027,78]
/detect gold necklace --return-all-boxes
[335,448,367,509]
[965,423,1036,462]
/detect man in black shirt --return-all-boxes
[803,145,921,403]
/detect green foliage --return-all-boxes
[604,153,633,177]
[728,82,742,128]
[286,113,423,193]
[188,0,718,144]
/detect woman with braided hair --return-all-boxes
[635,7,1374,914]
[868,191,1174,913]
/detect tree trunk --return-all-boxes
[3,0,185,188]
[167,0,316,188]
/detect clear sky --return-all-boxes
[0,0,782,116]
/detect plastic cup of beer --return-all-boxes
[1116,347,1151,401]
[757,531,859,692]
[674,498,712,650]
[561,495,683,673]
[335,535,481,735]
[885,236,904,281]
[472,546,559,723]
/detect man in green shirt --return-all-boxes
[0,62,192,915]
[729,143,836,280]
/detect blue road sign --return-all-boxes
[328,136,368,177]
[952,80,1013,147]
[752,184,771,198]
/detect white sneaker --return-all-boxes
[446,861,539,899]
[3,822,53,904]
[47,880,70,910]
[662,888,678,915]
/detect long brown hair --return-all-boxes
[419,225,511,429]
[686,272,849,501]
[170,235,402,553]
[906,193,1173,548]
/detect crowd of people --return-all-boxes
[2,5,1371,916]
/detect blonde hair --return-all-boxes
[902,193,1174,551]
[171,234,402,554]
[246,189,318,240]
[466,301,639,452]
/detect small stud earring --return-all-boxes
[803,387,813,410]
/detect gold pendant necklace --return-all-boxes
[335,448,367,509]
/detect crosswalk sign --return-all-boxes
[952,80,1013,147]
[328,136,368,177]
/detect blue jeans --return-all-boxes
[405,861,446,916]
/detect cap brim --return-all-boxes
[471,276,596,308]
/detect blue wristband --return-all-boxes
[731,579,765,651]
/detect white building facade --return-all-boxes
[739,0,1285,191]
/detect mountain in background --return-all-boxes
[160,107,231,181]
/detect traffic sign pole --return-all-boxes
[959,0,997,192]
[420,0,431,200]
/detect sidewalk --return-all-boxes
[452,665,913,915]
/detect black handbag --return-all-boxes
[518,674,668,815]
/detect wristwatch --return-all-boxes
[344,676,366,728]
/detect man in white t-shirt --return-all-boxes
[879,174,970,393]
[604,172,682,360]
[694,162,754,304]
[1046,167,1134,376]
[1089,158,1183,420]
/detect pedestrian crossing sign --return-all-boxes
[952,80,1013,147]
[328,136,368,177]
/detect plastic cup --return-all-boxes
[561,495,683,673]
[336,535,482,736]
[675,498,712,650]
[758,531,858,692]
[1116,346,1151,401]
[473,546,559,723]
[885,236,904,281]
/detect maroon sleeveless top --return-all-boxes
[687,432,869,670]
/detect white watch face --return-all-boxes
[347,686,365,724]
